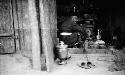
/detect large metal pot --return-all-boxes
[57,44,68,59]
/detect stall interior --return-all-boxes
[56,0,124,49]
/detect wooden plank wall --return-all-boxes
[0,0,15,53]
[14,0,57,72]
[39,0,57,72]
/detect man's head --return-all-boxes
[71,16,78,22]
[84,14,89,19]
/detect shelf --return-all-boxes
[86,25,94,28]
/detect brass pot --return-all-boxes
[58,49,68,59]
[57,45,68,59]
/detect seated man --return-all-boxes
[59,16,85,47]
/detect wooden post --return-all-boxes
[39,0,56,72]
[28,0,41,70]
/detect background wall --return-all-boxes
[113,11,125,32]
[112,10,125,46]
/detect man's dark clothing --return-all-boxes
[60,17,84,47]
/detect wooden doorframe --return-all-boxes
[28,0,57,72]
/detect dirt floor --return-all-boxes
[0,50,125,75]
